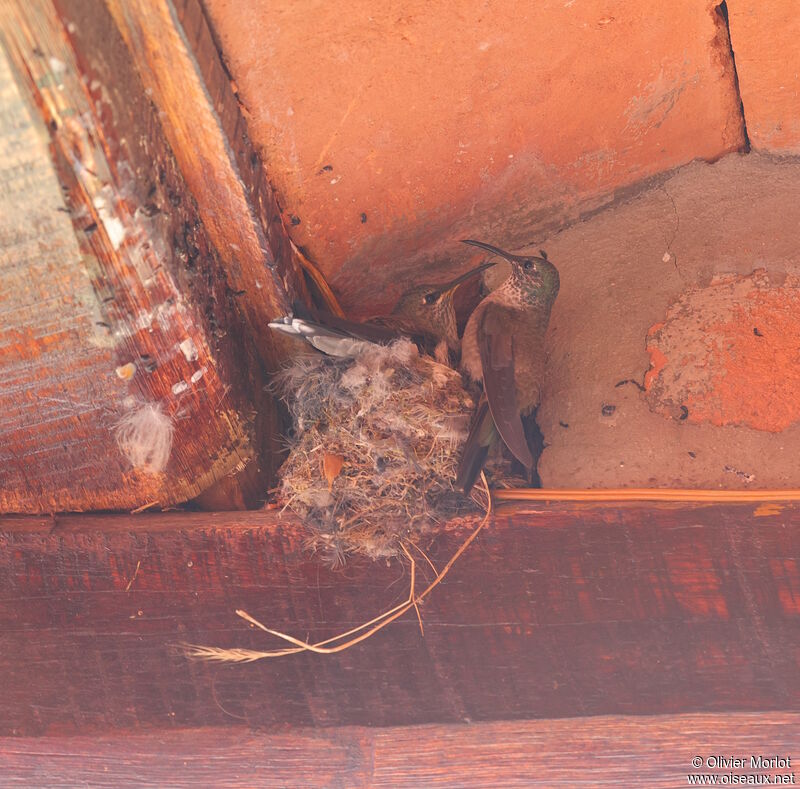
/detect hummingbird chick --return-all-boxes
[269,261,494,365]
[456,240,560,493]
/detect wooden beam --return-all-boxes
[1,714,798,786]
[0,0,296,509]
[55,0,304,365]
[1,502,798,734]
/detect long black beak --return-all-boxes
[439,259,496,296]
[461,239,547,264]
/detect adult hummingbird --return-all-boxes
[456,239,560,493]
[269,260,495,364]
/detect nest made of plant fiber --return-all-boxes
[275,339,478,563]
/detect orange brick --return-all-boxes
[727,1,800,152]
[204,1,744,313]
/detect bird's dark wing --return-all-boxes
[455,394,496,493]
[316,313,406,344]
[478,305,534,470]
[326,313,439,357]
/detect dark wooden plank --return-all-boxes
[1,713,798,787]
[0,502,798,735]
[0,726,374,788]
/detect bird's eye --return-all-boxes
[523,260,533,271]
[422,292,438,305]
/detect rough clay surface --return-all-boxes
[645,271,800,434]
[534,153,800,489]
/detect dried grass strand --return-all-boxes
[234,543,420,655]
[493,488,800,502]
[180,645,285,663]
[182,473,492,662]
[275,339,476,561]
[402,543,425,636]
[409,540,438,577]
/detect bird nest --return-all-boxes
[274,339,478,563]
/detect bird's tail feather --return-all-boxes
[455,397,497,494]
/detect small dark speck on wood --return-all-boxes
[615,379,645,392]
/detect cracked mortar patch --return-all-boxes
[535,153,800,489]
[645,270,800,432]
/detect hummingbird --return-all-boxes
[269,260,495,364]
[456,239,560,493]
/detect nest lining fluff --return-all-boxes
[275,339,477,563]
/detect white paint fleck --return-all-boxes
[103,216,126,249]
[92,196,126,250]
[132,311,154,332]
[172,381,189,395]
[155,301,179,330]
[330,176,341,185]
[477,41,490,52]
[179,337,198,362]
[48,56,67,75]
[255,280,262,289]
[190,366,207,384]
[662,252,672,263]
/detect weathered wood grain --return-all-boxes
[0,0,286,510]
[0,502,798,735]
[1,713,798,787]
[62,0,304,364]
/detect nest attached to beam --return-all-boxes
[275,339,477,563]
